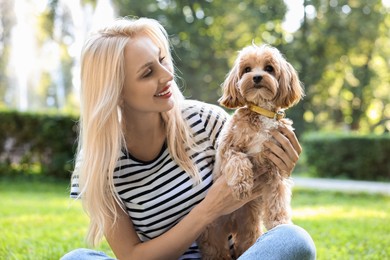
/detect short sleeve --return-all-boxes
[69,154,82,199]
[181,100,230,149]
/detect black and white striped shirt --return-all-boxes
[71,100,229,259]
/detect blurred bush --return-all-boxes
[0,111,78,178]
[303,133,390,181]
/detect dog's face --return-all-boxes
[219,45,304,109]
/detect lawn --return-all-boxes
[0,177,389,260]
[292,189,390,259]
[0,178,115,260]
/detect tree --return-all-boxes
[289,0,390,133]
[36,0,74,111]
[0,0,16,107]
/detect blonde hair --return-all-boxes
[75,17,200,246]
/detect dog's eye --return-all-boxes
[243,67,251,73]
[265,65,274,73]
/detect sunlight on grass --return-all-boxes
[0,178,114,260]
[292,189,390,260]
[1,179,389,259]
[294,206,388,219]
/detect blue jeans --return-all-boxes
[61,224,316,260]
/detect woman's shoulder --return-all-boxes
[180,99,229,119]
[180,100,229,142]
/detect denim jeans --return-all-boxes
[61,224,316,260]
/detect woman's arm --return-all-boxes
[105,175,259,260]
[105,199,214,260]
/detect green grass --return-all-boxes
[1,178,389,260]
[292,189,390,259]
[0,177,114,260]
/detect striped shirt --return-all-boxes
[71,100,229,259]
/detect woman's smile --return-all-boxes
[154,86,172,98]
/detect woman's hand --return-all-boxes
[264,125,302,177]
[201,174,265,219]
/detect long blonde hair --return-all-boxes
[75,17,200,246]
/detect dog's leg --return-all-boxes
[224,150,254,200]
[233,201,263,257]
[262,172,293,230]
[198,216,232,260]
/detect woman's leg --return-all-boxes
[60,248,116,260]
[238,224,316,260]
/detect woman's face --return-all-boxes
[122,35,174,116]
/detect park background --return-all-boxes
[0,0,389,259]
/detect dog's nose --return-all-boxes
[253,75,263,84]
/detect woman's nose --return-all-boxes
[159,64,174,83]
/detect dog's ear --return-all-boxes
[218,61,245,108]
[275,61,304,108]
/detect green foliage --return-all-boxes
[288,0,390,134]
[0,111,78,178]
[302,133,390,181]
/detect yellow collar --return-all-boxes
[247,104,285,120]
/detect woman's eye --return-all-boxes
[265,65,274,73]
[142,57,167,78]
[143,69,152,78]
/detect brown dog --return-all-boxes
[198,44,304,259]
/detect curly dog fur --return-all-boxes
[198,44,304,259]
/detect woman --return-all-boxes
[62,17,316,260]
